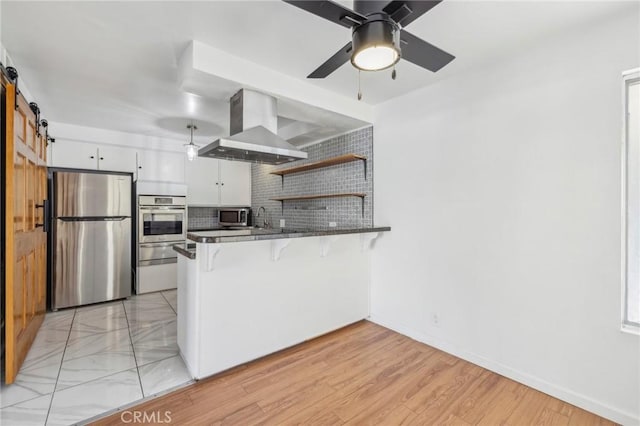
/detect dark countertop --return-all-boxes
[185,226,391,244]
[173,242,196,259]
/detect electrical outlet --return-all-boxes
[432,314,440,327]
[329,222,337,227]
[280,219,285,228]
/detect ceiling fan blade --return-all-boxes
[400,30,454,72]
[383,1,441,27]
[283,1,366,29]
[353,1,389,16]
[308,41,353,78]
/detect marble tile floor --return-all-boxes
[0,290,193,425]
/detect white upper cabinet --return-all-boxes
[137,150,186,183]
[50,140,187,184]
[49,140,137,173]
[186,157,220,206]
[98,145,137,173]
[49,140,101,170]
[218,160,251,206]
[185,158,251,206]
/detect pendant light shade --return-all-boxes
[186,143,198,161]
[184,124,199,162]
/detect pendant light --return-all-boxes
[184,123,198,161]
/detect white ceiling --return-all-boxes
[1,1,635,144]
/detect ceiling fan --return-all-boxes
[282,0,455,79]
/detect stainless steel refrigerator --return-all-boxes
[52,171,132,310]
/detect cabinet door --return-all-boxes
[185,158,220,206]
[137,150,186,183]
[97,146,137,173]
[49,140,98,169]
[219,160,251,206]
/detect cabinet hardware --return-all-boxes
[221,182,225,186]
[90,156,95,159]
[41,119,49,145]
[100,157,104,160]
[138,166,142,169]
[5,66,19,110]
[29,102,41,136]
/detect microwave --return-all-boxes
[218,207,251,227]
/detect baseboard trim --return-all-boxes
[368,314,638,426]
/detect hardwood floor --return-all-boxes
[93,321,615,425]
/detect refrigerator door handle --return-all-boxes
[57,216,129,222]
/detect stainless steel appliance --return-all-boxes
[137,195,186,294]
[218,207,251,227]
[138,195,187,244]
[198,89,308,164]
[52,171,132,310]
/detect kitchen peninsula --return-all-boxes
[174,226,390,380]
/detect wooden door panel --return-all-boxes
[3,80,47,384]
[28,121,36,152]
[14,107,25,142]
[28,250,36,324]
[27,160,37,231]
[14,153,25,232]
[37,243,46,310]
[39,134,47,166]
[14,257,25,331]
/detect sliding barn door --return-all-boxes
[3,76,48,384]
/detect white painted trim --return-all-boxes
[621,324,640,336]
[621,68,640,331]
[368,314,638,426]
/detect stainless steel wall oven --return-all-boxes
[137,195,186,293]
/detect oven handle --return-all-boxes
[139,242,182,248]
[139,258,178,266]
[139,206,186,211]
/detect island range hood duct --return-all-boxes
[198,89,308,164]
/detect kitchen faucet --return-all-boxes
[255,206,271,229]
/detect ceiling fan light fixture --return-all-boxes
[350,17,401,71]
[352,45,399,71]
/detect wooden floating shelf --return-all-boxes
[270,193,365,201]
[271,154,366,176]
[270,154,367,187]
[270,193,367,217]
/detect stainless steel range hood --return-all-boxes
[199,89,308,164]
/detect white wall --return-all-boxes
[48,121,186,153]
[371,7,640,425]
[1,43,35,103]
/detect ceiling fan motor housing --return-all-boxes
[350,13,401,71]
